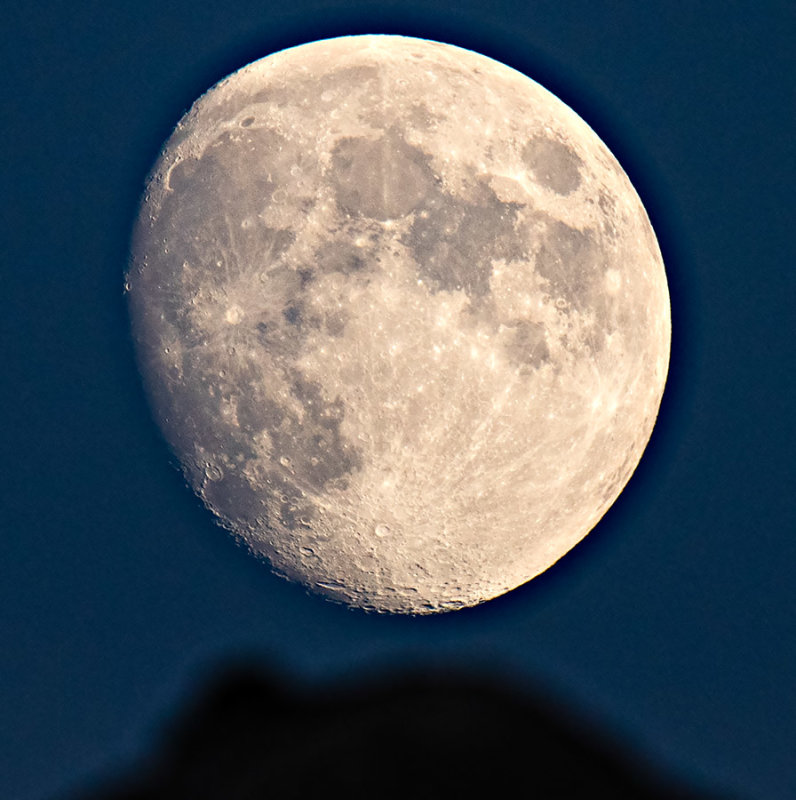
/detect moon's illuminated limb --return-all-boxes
[127,35,670,614]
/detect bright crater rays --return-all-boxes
[127,35,670,614]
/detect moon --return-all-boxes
[127,35,670,614]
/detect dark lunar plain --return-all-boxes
[1,2,794,799]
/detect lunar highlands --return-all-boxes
[128,36,670,613]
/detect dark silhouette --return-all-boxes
[78,662,727,800]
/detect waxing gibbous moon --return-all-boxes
[127,35,670,614]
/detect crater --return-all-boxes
[140,125,297,344]
[201,466,268,531]
[273,487,316,532]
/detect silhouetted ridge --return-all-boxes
[77,664,727,800]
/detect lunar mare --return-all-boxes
[127,35,670,613]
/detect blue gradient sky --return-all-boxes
[2,2,794,798]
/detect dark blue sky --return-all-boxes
[2,2,794,798]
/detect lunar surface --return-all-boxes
[127,35,670,613]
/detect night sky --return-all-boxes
[3,2,794,799]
